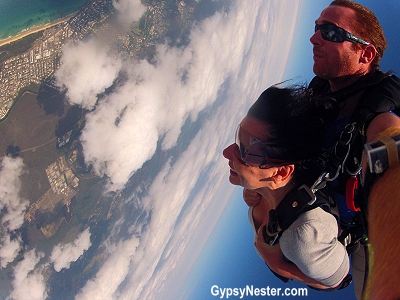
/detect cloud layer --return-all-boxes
[59,0,299,299]
[2,0,299,299]
[0,156,28,269]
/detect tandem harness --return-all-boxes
[304,71,400,255]
[262,70,400,247]
[261,71,400,290]
[308,70,400,224]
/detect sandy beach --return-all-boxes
[0,15,73,48]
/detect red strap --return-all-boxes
[346,176,360,212]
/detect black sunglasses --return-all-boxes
[315,22,370,45]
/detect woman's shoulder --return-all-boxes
[291,207,337,227]
[279,208,349,287]
[281,207,339,244]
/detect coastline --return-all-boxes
[0,14,74,48]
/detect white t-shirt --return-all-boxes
[249,206,349,287]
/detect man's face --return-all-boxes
[310,5,365,82]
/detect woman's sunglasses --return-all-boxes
[235,125,288,168]
[315,22,370,46]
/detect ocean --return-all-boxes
[0,0,87,40]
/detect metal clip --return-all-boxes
[265,227,281,245]
[312,123,357,193]
[311,169,340,193]
[298,184,317,205]
[263,224,281,245]
[335,123,356,173]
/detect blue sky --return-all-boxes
[182,1,400,300]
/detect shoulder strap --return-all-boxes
[263,185,334,245]
[310,71,400,111]
[351,72,400,128]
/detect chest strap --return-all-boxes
[263,185,333,245]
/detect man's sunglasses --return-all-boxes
[235,125,288,168]
[315,22,370,46]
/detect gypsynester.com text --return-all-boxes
[210,285,309,298]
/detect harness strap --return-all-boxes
[263,185,332,245]
[262,185,352,290]
[379,136,400,168]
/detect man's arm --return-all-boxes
[362,112,400,178]
[366,112,400,143]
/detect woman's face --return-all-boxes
[222,117,277,190]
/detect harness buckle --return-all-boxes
[263,210,282,245]
[298,184,317,205]
[311,170,340,193]
[263,225,281,245]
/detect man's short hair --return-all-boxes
[330,0,387,71]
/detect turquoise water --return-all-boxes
[0,0,87,40]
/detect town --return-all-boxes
[0,0,114,119]
[0,0,197,120]
[25,155,79,238]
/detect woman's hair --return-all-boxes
[247,85,338,183]
[329,0,387,71]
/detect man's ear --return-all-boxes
[360,44,377,64]
[272,164,295,184]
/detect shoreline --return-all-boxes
[0,14,74,48]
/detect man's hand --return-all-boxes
[243,188,262,207]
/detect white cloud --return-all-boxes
[55,0,147,111]
[0,156,28,231]
[9,249,47,300]
[50,228,92,272]
[113,0,147,26]
[55,39,123,110]
[0,156,28,269]
[0,235,22,268]
[75,237,140,300]
[74,32,233,191]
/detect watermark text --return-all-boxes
[210,285,308,298]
